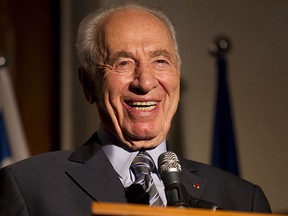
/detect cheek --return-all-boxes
[162,74,180,116]
[161,72,180,98]
[102,73,131,108]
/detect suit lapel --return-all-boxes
[167,143,207,200]
[66,136,207,204]
[66,133,127,203]
[180,160,207,199]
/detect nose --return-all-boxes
[130,63,158,93]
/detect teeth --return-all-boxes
[134,106,155,111]
[130,101,157,106]
[128,101,157,111]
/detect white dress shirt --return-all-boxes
[97,124,167,205]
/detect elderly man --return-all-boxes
[0,4,271,216]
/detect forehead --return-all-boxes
[104,8,165,26]
[102,8,174,51]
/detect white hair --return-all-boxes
[76,3,181,73]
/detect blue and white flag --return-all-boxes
[0,66,30,168]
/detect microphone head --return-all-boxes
[158,151,187,206]
[158,151,182,175]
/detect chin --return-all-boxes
[118,128,168,151]
[127,137,163,151]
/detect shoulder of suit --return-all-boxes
[2,132,101,174]
[180,158,254,187]
[3,149,74,172]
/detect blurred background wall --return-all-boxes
[1,0,287,213]
[0,0,60,154]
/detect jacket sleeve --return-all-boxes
[252,184,272,213]
[0,167,29,216]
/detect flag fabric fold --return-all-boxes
[211,56,240,176]
[0,112,12,165]
[0,66,30,168]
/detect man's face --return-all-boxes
[95,9,180,150]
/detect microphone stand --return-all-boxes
[165,182,219,210]
[158,151,219,210]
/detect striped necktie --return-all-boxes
[126,151,163,206]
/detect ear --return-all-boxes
[78,66,96,104]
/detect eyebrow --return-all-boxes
[149,49,173,62]
[108,49,174,65]
[108,51,134,65]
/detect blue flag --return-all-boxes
[0,66,30,168]
[0,112,11,163]
[211,56,240,176]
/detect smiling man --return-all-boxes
[0,4,271,216]
[78,7,180,151]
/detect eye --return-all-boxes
[156,59,167,64]
[119,61,129,66]
[114,59,135,73]
[153,59,170,69]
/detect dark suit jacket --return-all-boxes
[0,133,271,215]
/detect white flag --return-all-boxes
[0,66,30,168]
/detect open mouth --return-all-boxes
[126,101,157,111]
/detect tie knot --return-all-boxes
[131,151,155,176]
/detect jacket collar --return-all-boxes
[167,146,207,199]
[66,133,207,203]
[180,160,207,199]
[66,133,127,203]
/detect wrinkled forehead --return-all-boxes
[104,8,169,30]
[101,9,176,58]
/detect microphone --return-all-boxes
[158,151,190,207]
[158,151,219,210]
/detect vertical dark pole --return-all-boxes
[210,37,240,176]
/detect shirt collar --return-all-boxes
[98,124,167,179]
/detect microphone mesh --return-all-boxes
[158,151,182,174]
